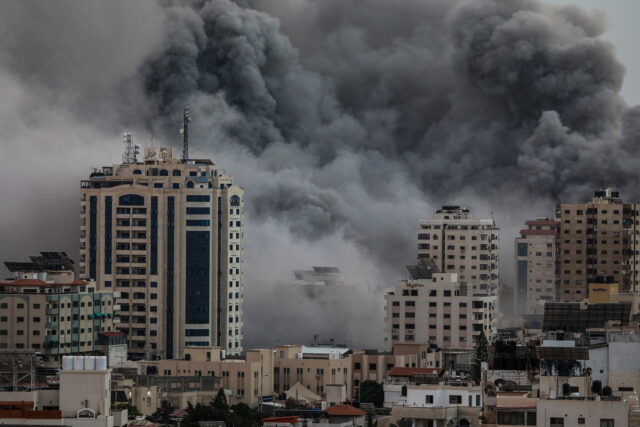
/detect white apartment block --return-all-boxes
[514,219,558,315]
[79,145,244,358]
[384,262,496,349]
[418,206,499,296]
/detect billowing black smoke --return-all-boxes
[143,0,639,233]
[0,0,638,348]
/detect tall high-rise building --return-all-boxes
[417,206,499,296]
[79,143,244,358]
[514,219,558,315]
[554,188,638,302]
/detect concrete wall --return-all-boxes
[537,399,628,427]
[59,370,111,417]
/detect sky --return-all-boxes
[546,1,640,106]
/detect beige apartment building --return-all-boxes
[79,141,244,358]
[351,345,427,400]
[138,346,273,407]
[515,219,558,315]
[384,261,496,349]
[138,345,354,407]
[555,188,639,301]
[0,253,117,363]
[418,206,499,296]
[274,345,352,400]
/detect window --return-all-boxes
[187,220,211,226]
[369,363,377,370]
[578,418,585,424]
[600,420,614,427]
[550,418,564,427]
[187,207,210,215]
[354,363,361,370]
[187,195,210,202]
[425,395,433,404]
[119,194,145,206]
[449,395,462,404]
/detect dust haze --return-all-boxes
[0,0,638,349]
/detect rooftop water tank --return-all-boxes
[96,356,107,371]
[73,356,84,370]
[84,356,96,370]
[62,356,73,371]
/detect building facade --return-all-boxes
[555,189,638,301]
[0,254,118,363]
[514,219,558,315]
[138,346,273,407]
[384,263,496,349]
[274,345,352,400]
[418,206,499,296]
[79,145,244,358]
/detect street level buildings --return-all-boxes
[418,206,499,296]
[79,145,244,358]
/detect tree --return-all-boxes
[180,393,263,427]
[149,400,175,425]
[472,330,489,385]
[212,388,229,411]
[359,380,384,408]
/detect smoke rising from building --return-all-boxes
[0,0,638,348]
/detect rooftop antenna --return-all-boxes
[181,107,191,162]
[122,132,139,163]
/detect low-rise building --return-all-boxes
[387,383,482,427]
[537,398,630,427]
[274,345,351,400]
[351,345,427,399]
[0,353,127,427]
[138,346,273,407]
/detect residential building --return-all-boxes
[515,219,558,315]
[79,141,244,358]
[385,260,496,349]
[554,188,638,301]
[0,352,127,427]
[351,345,426,399]
[274,345,352,400]
[418,206,499,296]
[138,346,273,407]
[537,398,630,427]
[0,253,118,363]
[492,393,538,427]
[293,267,342,286]
[386,382,482,427]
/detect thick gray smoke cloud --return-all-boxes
[1,0,638,348]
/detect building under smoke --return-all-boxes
[79,132,245,358]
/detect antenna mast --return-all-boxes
[122,132,139,163]
[182,107,191,162]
